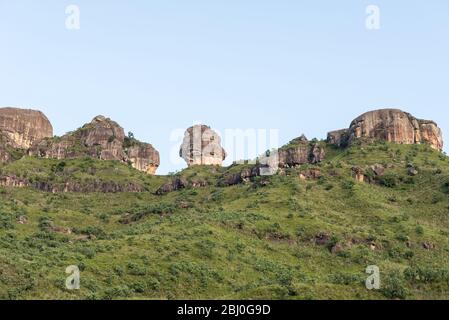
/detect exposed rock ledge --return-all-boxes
[0,174,145,193]
[328,109,443,151]
[29,115,160,175]
[0,107,53,149]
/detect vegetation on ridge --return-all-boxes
[1,141,449,299]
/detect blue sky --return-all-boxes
[1,0,448,174]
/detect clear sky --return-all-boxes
[1,0,448,174]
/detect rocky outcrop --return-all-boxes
[299,168,322,180]
[351,164,386,184]
[351,166,365,183]
[327,129,349,148]
[0,174,145,193]
[156,177,208,195]
[218,165,263,187]
[29,116,160,175]
[35,181,145,193]
[328,109,443,151]
[0,175,29,188]
[156,177,189,195]
[0,107,53,150]
[216,135,326,187]
[30,116,126,160]
[0,107,52,163]
[126,143,160,175]
[179,125,226,166]
[278,135,326,168]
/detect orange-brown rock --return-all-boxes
[0,107,53,164]
[30,115,160,175]
[328,109,443,151]
[127,143,160,175]
[179,124,226,166]
[0,107,53,149]
[30,116,127,161]
[327,129,349,148]
[278,135,325,168]
[352,166,365,183]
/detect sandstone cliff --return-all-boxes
[179,124,227,166]
[0,107,53,163]
[0,107,53,149]
[126,140,160,175]
[328,109,443,150]
[29,115,160,174]
[277,135,326,167]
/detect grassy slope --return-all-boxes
[1,142,449,300]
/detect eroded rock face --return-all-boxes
[0,107,53,149]
[179,125,226,166]
[278,135,326,168]
[29,116,123,160]
[328,109,443,150]
[127,143,160,175]
[218,165,263,187]
[30,115,160,174]
[216,136,326,187]
[327,129,349,148]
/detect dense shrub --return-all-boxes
[381,271,408,299]
[404,267,449,283]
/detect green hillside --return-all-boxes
[1,142,449,300]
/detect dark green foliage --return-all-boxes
[381,271,408,299]
[379,173,398,188]
[0,142,449,299]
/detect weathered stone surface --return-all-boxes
[351,164,386,184]
[422,242,435,250]
[155,176,209,195]
[328,109,443,151]
[278,135,326,168]
[156,177,188,195]
[30,116,125,160]
[327,129,349,148]
[314,233,331,246]
[36,181,145,193]
[0,174,145,193]
[29,115,160,174]
[352,166,365,183]
[370,164,385,177]
[0,107,53,149]
[0,175,29,188]
[127,143,160,175]
[299,168,322,180]
[218,165,263,187]
[179,125,226,166]
[408,167,418,176]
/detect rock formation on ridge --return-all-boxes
[0,107,53,163]
[328,109,443,150]
[29,115,160,174]
[277,135,326,167]
[216,135,326,188]
[179,124,227,166]
[0,107,53,149]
